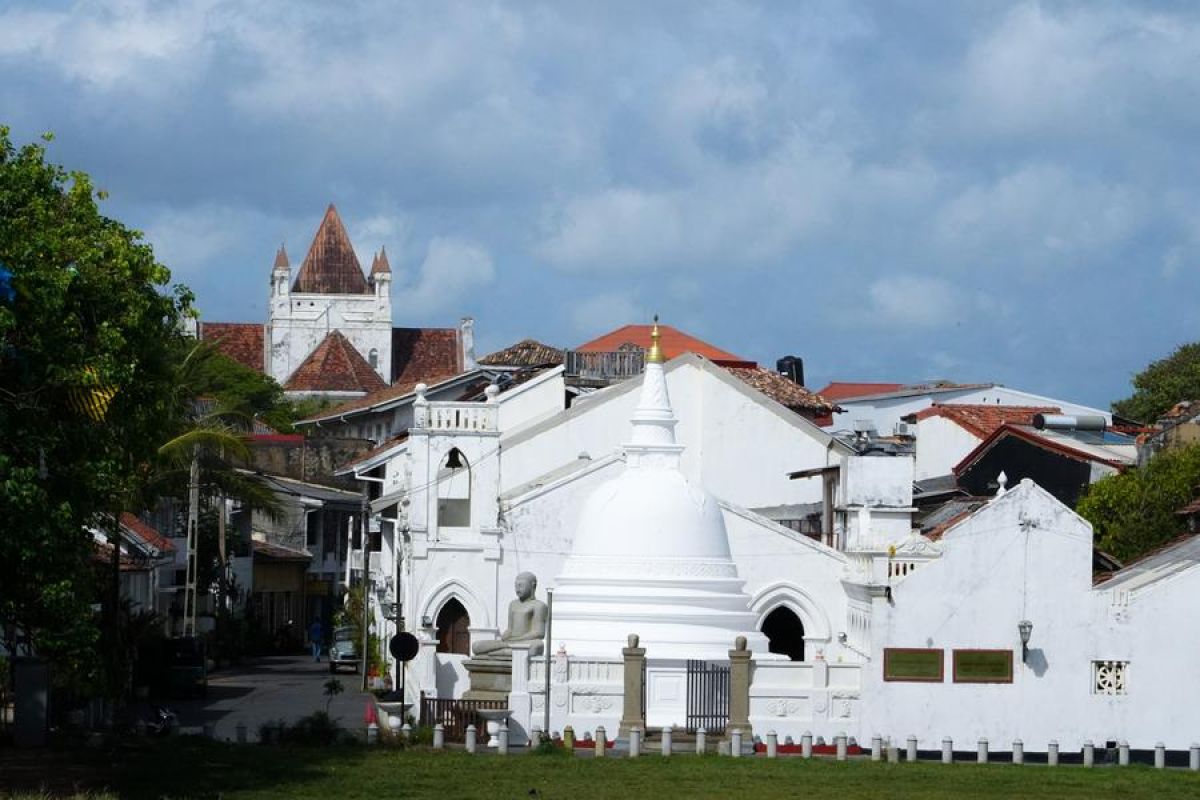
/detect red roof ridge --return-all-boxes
[119,513,174,553]
[284,330,387,394]
[292,204,370,294]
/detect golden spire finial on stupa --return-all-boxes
[647,315,664,364]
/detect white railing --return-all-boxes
[415,402,498,433]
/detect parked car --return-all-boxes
[328,627,360,673]
[166,636,208,697]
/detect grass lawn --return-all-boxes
[4,739,1200,799]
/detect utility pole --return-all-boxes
[360,483,370,693]
[183,448,200,638]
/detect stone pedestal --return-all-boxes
[727,636,753,741]
[463,656,512,701]
[618,634,646,739]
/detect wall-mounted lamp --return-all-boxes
[1018,619,1033,663]
[421,615,433,629]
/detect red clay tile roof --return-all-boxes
[816,382,904,401]
[199,322,265,372]
[724,366,838,416]
[309,371,466,420]
[292,204,370,294]
[912,404,1060,439]
[392,327,462,384]
[478,339,565,368]
[577,324,754,367]
[120,513,174,554]
[284,330,387,394]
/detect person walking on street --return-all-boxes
[309,616,323,662]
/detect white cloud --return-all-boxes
[865,275,973,330]
[570,292,646,337]
[392,237,495,317]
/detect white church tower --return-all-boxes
[266,204,393,394]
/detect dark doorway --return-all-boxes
[435,599,471,655]
[762,606,805,661]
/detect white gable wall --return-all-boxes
[913,415,984,480]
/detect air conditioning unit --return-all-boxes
[894,422,912,437]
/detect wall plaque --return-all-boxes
[952,649,1014,683]
[883,648,944,682]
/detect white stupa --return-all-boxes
[550,320,770,660]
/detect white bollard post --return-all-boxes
[886,742,899,763]
[366,721,379,745]
[1083,740,1094,767]
[1155,742,1166,769]
[465,724,478,754]
[836,732,847,761]
[1048,740,1059,767]
[871,734,882,762]
[595,726,607,758]
[907,735,918,763]
[1013,739,1024,765]
[731,729,743,758]
[766,730,778,759]
[662,725,673,757]
[401,723,412,740]
[942,737,953,764]
[801,731,813,759]
[695,727,706,755]
[978,738,988,764]
[1190,743,1200,771]
[1118,740,1129,766]
[432,724,445,750]
[235,722,247,744]
[629,727,641,758]
[498,723,509,755]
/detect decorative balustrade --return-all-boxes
[564,350,645,384]
[415,401,498,433]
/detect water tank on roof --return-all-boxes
[777,355,804,386]
[1033,413,1107,431]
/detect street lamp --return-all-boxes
[1018,620,1033,663]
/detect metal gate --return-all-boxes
[685,659,729,734]
[419,695,507,741]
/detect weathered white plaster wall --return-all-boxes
[913,415,983,480]
[267,290,392,386]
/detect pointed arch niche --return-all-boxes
[750,582,833,661]
[435,598,471,655]
[437,448,471,528]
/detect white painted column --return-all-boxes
[508,643,535,746]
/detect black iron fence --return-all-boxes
[686,659,730,734]
[419,694,507,741]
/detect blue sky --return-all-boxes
[3,1,1199,408]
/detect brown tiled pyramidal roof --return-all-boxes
[284,330,387,393]
[912,404,1060,439]
[292,204,370,294]
[370,246,391,276]
[392,327,462,384]
[478,339,565,368]
[724,366,838,416]
[199,322,265,372]
[273,244,289,269]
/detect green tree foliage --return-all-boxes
[186,344,299,432]
[1077,445,1200,563]
[1113,342,1200,424]
[0,128,193,681]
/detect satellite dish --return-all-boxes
[389,632,419,662]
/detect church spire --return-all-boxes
[371,245,392,275]
[291,204,370,294]
[273,243,290,270]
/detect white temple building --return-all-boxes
[332,321,1200,751]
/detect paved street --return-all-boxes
[167,655,372,742]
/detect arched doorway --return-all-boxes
[761,606,805,661]
[435,598,471,655]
